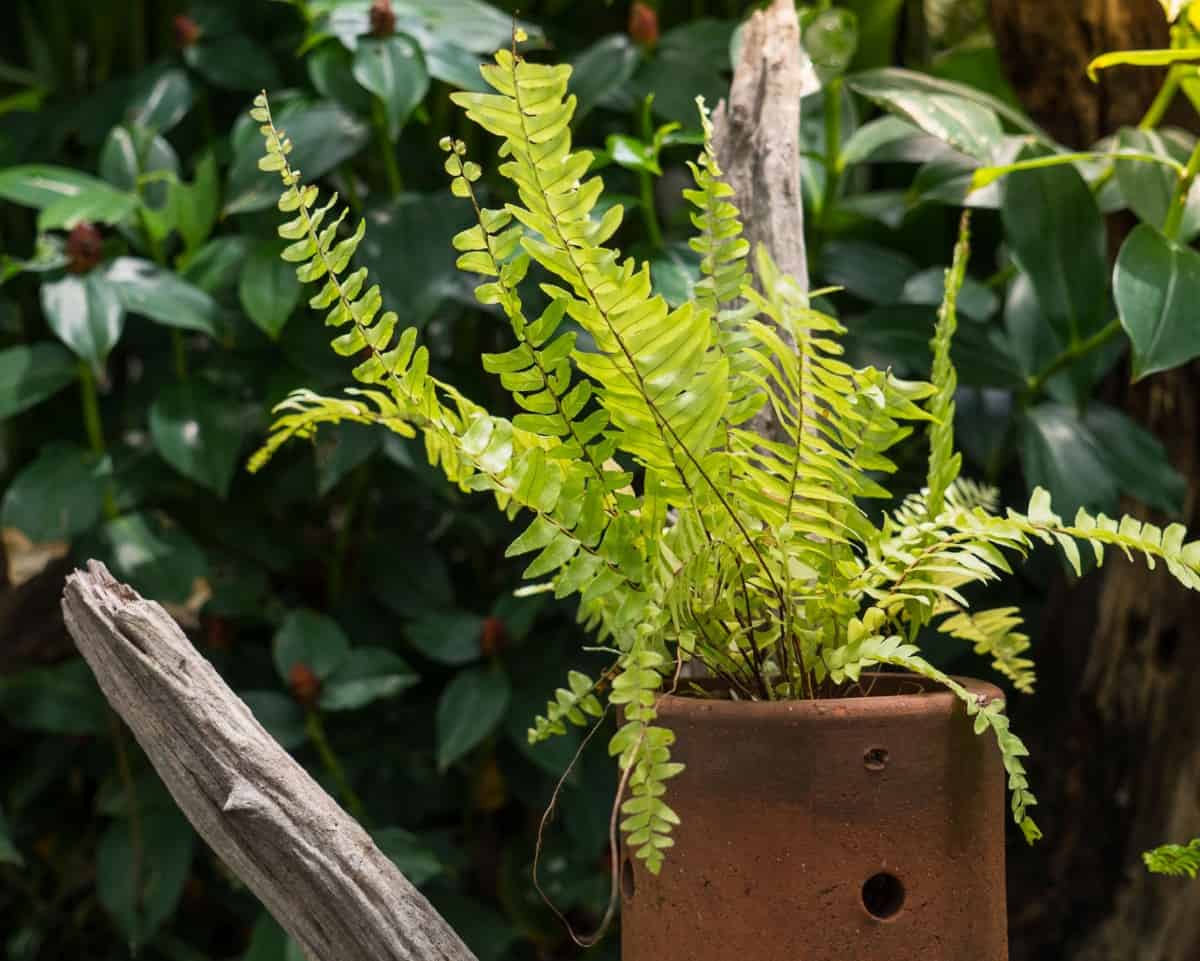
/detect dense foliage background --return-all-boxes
[2,0,1198,959]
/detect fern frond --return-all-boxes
[936,604,1035,693]
[1013,487,1200,590]
[683,96,761,427]
[607,645,682,876]
[450,51,730,507]
[1144,839,1200,878]
[821,626,1040,843]
[527,668,606,743]
[925,212,969,516]
[248,389,416,474]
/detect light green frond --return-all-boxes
[936,604,1035,693]
[925,212,969,516]
[821,630,1040,843]
[527,668,606,743]
[1144,839,1200,878]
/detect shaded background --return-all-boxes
[0,1,1196,959]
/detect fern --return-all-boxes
[244,43,1200,872]
[925,212,968,516]
[1144,839,1200,878]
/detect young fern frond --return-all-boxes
[1144,839,1200,878]
[527,669,606,743]
[925,212,968,517]
[683,97,761,428]
[935,605,1035,693]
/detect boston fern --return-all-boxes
[246,42,1200,874]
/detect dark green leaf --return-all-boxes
[241,691,307,750]
[845,83,1002,160]
[651,243,701,308]
[0,660,107,735]
[1114,128,1200,241]
[427,893,518,961]
[149,381,246,497]
[104,256,221,334]
[128,66,194,132]
[319,647,419,711]
[1021,404,1119,516]
[1114,223,1200,379]
[367,539,454,616]
[98,124,179,211]
[407,611,483,666]
[570,35,639,121]
[307,43,373,113]
[840,115,945,166]
[273,609,350,683]
[391,0,543,53]
[630,20,735,125]
[184,33,281,91]
[172,151,220,255]
[358,193,474,328]
[1,443,105,541]
[40,272,124,369]
[0,165,116,210]
[315,422,379,496]
[239,239,303,340]
[183,236,250,295]
[820,240,917,304]
[352,35,428,141]
[370,827,443,886]
[421,41,488,91]
[37,188,137,232]
[1083,404,1185,515]
[899,265,997,321]
[89,512,208,604]
[1002,147,1109,344]
[848,67,1055,145]
[96,808,194,950]
[0,342,76,418]
[436,664,510,769]
[604,134,660,175]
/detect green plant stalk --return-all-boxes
[636,98,664,249]
[372,100,403,196]
[305,710,366,823]
[79,363,118,519]
[819,76,844,233]
[1164,136,1200,240]
[1023,317,1123,397]
[1139,66,1181,130]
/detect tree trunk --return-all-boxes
[988,3,1200,959]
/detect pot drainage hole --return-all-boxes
[621,858,636,900]
[862,872,904,919]
[863,747,889,771]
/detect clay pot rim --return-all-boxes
[654,672,1002,724]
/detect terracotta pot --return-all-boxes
[621,673,1008,961]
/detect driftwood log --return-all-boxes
[61,561,476,961]
[711,0,807,443]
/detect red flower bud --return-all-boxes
[629,2,659,50]
[480,615,507,657]
[66,222,103,275]
[173,14,202,50]
[288,662,322,707]
[369,0,396,37]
